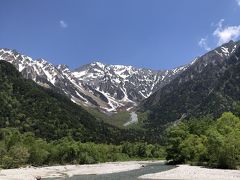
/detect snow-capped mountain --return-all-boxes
[0,48,186,112]
[73,62,187,111]
[2,41,237,113]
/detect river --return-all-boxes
[44,162,175,180]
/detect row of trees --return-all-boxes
[166,112,240,169]
[0,128,165,169]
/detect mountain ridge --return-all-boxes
[1,40,238,116]
[0,49,187,112]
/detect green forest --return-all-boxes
[1,112,239,169]
[0,128,165,169]
[166,112,240,169]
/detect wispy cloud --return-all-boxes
[198,38,211,51]
[213,19,240,45]
[199,19,240,50]
[59,20,68,28]
[236,0,240,6]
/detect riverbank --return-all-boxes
[0,160,163,180]
[139,164,240,180]
[2,161,239,180]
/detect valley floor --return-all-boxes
[0,160,162,180]
[1,161,240,180]
[139,164,240,180]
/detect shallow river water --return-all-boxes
[44,162,175,180]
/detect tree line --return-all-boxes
[0,128,165,169]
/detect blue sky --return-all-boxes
[1,0,240,70]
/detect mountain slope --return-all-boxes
[139,40,240,129]
[0,60,141,143]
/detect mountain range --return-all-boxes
[0,48,187,112]
[0,40,240,131]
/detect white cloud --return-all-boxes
[198,19,240,50]
[213,19,240,45]
[60,20,68,28]
[198,38,211,51]
[236,0,240,6]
